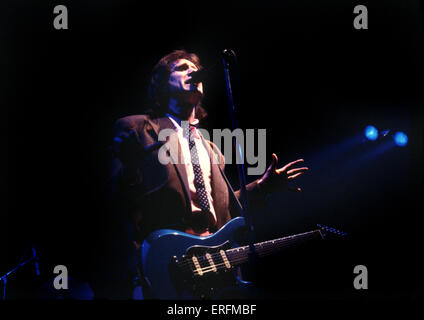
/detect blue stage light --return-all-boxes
[365,125,378,141]
[393,132,408,147]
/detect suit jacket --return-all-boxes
[109,114,265,244]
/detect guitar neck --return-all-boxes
[225,229,323,267]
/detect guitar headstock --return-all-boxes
[317,224,348,239]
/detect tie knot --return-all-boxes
[188,125,200,139]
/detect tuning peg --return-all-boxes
[317,224,347,237]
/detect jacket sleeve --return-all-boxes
[234,180,267,211]
[111,116,146,187]
[108,116,148,240]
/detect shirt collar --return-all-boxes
[166,113,183,132]
[166,113,200,138]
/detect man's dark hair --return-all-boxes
[147,49,207,119]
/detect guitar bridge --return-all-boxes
[169,244,237,299]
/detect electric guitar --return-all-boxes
[141,217,346,299]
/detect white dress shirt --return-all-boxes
[167,115,217,224]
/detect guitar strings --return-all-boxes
[177,231,318,271]
[179,230,319,270]
[178,233,320,275]
[193,237,314,275]
[177,232,319,272]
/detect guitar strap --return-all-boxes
[217,164,244,217]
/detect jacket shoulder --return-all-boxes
[113,114,151,134]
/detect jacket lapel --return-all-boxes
[152,117,192,209]
[199,134,229,224]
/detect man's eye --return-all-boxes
[174,64,188,71]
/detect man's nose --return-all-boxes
[187,69,197,81]
[188,65,198,74]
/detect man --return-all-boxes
[105,50,308,299]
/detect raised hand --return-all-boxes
[257,153,309,193]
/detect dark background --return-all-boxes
[1,0,423,302]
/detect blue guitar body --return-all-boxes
[141,216,340,299]
[141,217,251,299]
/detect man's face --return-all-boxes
[168,59,204,96]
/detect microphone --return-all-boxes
[221,49,236,60]
[185,68,209,84]
[185,50,235,84]
[32,247,40,276]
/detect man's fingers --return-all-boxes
[287,172,305,180]
[286,167,309,175]
[276,160,305,174]
[288,186,302,192]
[278,159,304,172]
[271,153,278,169]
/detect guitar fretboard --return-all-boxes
[225,230,323,267]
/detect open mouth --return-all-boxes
[185,78,196,84]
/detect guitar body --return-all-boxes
[141,216,341,299]
[141,217,250,299]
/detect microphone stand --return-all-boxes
[0,248,39,300]
[221,49,258,268]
